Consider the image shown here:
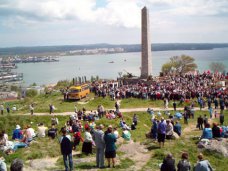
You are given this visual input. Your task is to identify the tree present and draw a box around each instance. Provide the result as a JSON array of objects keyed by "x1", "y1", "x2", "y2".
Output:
[
  {"x1": 161, "y1": 62, "x2": 173, "y2": 75},
  {"x1": 26, "y1": 89, "x2": 38, "y2": 97},
  {"x1": 161, "y1": 55, "x2": 197, "y2": 75},
  {"x1": 209, "y1": 62, "x2": 226, "y2": 73}
]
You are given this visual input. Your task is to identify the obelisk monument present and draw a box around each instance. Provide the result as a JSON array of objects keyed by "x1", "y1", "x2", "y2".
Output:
[{"x1": 141, "y1": 6, "x2": 152, "y2": 78}]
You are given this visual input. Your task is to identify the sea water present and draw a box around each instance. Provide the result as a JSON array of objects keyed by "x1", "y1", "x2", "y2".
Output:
[{"x1": 15, "y1": 48, "x2": 228, "y2": 86}]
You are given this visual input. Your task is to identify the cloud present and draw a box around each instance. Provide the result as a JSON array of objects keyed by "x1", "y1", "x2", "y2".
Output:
[
  {"x1": 1, "y1": 0, "x2": 228, "y2": 46},
  {"x1": 1, "y1": 0, "x2": 228, "y2": 28}
]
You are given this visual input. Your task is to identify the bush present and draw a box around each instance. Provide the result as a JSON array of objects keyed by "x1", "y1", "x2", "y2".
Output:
[{"x1": 26, "y1": 89, "x2": 38, "y2": 97}]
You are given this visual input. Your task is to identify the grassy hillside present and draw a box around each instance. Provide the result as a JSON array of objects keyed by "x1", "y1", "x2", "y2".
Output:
[{"x1": 0, "y1": 110, "x2": 227, "y2": 170}]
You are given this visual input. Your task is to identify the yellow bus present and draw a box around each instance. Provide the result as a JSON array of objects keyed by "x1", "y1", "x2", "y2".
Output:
[{"x1": 67, "y1": 84, "x2": 90, "y2": 100}]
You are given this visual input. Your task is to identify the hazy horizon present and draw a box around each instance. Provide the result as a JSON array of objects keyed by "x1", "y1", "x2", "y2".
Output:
[{"x1": 1, "y1": 42, "x2": 228, "y2": 49}]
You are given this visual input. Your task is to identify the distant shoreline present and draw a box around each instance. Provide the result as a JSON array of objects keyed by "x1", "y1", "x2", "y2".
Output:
[{"x1": 1, "y1": 43, "x2": 228, "y2": 58}]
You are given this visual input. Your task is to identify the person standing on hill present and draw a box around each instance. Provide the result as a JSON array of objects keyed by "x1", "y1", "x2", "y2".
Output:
[
  {"x1": 0, "y1": 104, "x2": 4, "y2": 115},
  {"x1": 197, "y1": 115, "x2": 204, "y2": 130},
  {"x1": 157, "y1": 117, "x2": 166, "y2": 148},
  {"x1": 132, "y1": 114, "x2": 138, "y2": 126},
  {"x1": 115, "y1": 101, "x2": 120, "y2": 112},
  {"x1": 220, "y1": 112, "x2": 224, "y2": 125},
  {"x1": 93, "y1": 124, "x2": 105, "y2": 168},
  {"x1": 60, "y1": 128, "x2": 73, "y2": 171},
  {"x1": 104, "y1": 125, "x2": 117, "y2": 168},
  {"x1": 29, "y1": 103, "x2": 34, "y2": 115},
  {"x1": 6, "y1": 105, "x2": 10, "y2": 114},
  {"x1": 173, "y1": 101, "x2": 177, "y2": 111},
  {"x1": 49, "y1": 104, "x2": 55, "y2": 115}
]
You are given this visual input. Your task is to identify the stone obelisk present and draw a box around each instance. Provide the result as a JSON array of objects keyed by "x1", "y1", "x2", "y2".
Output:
[{"x1": 141, "y1": 6, "x2": 152, "y2": 78}]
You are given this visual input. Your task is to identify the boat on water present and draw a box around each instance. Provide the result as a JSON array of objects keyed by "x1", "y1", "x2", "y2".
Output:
[
  {"x1": 109, "y1": 61, "x2": 114, "y2": 63},
  {"x1": 0, "y1": 63, "x2": 17, "y2": 69},
  {"x1": 0, "y1": 72, "x2": 23, "y2": 83}
]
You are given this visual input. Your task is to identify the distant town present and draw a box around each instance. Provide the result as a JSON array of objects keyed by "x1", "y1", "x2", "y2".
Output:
[{"x1": 1, "y1": 43, "x2": 228, "y2": 58}]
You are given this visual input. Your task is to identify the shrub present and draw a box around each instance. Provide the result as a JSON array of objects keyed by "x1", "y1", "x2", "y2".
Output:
[{"x1": 26, "y1": 89, "x2": 38, "y2": 97}]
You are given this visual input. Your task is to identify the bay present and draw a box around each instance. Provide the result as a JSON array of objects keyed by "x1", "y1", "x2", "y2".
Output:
[{"x1": 15, "y1": 48, "x2": 228, "y2": 86}]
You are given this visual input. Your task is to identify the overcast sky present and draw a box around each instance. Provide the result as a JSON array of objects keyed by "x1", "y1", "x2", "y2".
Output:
[{"x1": 0, "y1": 0, "x2": 228, "y2": 47}]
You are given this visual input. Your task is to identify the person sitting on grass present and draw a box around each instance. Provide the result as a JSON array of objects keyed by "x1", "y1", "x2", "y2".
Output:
[
  {"x1": 24, "y1": 126, "x2": 33, "y2": 143},
  {"x1": 48, "y1": 124, "x2": 58, "y2": 139},
  {"x1": 12, "y1": 125, "x2": 23, "y2": 140},
  {"x1": 160, "y1": 153, "x2": 176, "y2": 171},
  {"x1": 0, "y1": 156, "x2": 7, "y2": 171},
  {"x1": 27, "y1": 125, "x2": 36, "y2": 139},
  {"x1": 212, "y1": 123, "x2": 221, "y2": 138},
  {"x1": 10, "y1": 158, "x2": 24, "y2": 171},
  {"x1": 113, "y1": 127, "x2": 119, "y2": 139},
  {"x1": 122, "y1": 122, "x2": 131, "y2": 130},
  {"x1": 131, "y1": 122, "x2": 136, "y2": 130},
  {"x1": 177, "y1": 152, "x2": 191, "y2": 171},
  {"x1": 13, "y1": 131, "x2": 29, "y2": 151},
  {"x1": 193, "y1": 153, "x2": 213, "y2": 171},
  {"x1": 0, "y1": 132, "x2": 7, "y2": 152},
  {"x1": 122, "y1": 128, "x2": 131, "y2": 141},
  {"x1": 201, "y1": 123, "x2": 212, "y2": 140},
  {"x1": 37, "y1": 123, "x2": 48, "y2": 138}
]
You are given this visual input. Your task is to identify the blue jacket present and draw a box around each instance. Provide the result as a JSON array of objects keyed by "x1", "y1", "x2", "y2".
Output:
[
  {"x1": 12, "y1": 129, "x2": 22, "y2": 140},
  {"x1": 201, "y1": 128, "x2": 212, "y2": 139}
]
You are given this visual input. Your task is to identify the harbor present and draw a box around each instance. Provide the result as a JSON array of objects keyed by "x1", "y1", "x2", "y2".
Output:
[
  {"x1": 0, "y1": 56, "x2": 59, "y2": 84},
  {"x1": 1, "y1": 56, "x2": 59, "y2": 63}
]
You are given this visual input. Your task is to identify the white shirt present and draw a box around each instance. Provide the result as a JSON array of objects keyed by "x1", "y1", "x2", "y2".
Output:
[
  {"x1": 37, "y1": 126, "x2": 47, "y2": 137},
  {"x1": 114, "y1": 130, "x2": 119, "y2": 138}
]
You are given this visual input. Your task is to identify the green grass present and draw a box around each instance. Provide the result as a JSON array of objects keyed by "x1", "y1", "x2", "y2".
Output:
[
  {"x1": 0, "y1": 108, "x2": 228, "y2": 170},
  {"x1": 1, "y1": 92, "x2": 202, "y2": 114}
]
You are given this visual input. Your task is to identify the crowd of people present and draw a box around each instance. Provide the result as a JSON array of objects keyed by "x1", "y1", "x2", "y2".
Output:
[
  {"x1": 58, "y1": 108, "x2": 137, "y2": 170},
  {"x1": 92, "y1": 72, "x2": 227, "y2": 105},
  {"x1": 0, "y1": 72, "x2": 227, "y2": 170}
]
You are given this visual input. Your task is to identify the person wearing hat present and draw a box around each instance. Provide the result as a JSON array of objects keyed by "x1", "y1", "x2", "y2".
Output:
[
  {"x1": 12, "y1": 125, "x2": 23, "y2": 140},
  {"x1": 104, "y1": 125, "x2": 117, "y2": 168},
  {"x1": 93, "y1": 124, "x2": 105, "y2": 168}
]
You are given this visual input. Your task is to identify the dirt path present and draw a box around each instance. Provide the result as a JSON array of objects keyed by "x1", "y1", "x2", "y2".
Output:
[
  {"x1": 20, "y1": 107, "x2": 208, "y2": 116},
  {"x1": 118, "y1": 140, "x2": 151, "y2": 171}
]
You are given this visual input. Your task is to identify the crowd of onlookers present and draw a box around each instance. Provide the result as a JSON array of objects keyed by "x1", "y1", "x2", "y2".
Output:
[
  {"x1": 0, "y1": 71, "x2": 227, "y2": 170},
  {"x1": 91, "y1": 72, "x2": 227, "y2": 106},
  {"x1": 58, "y1": 107, "x2": 136, "y2": 170}
]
